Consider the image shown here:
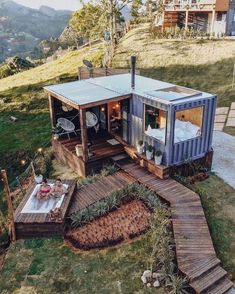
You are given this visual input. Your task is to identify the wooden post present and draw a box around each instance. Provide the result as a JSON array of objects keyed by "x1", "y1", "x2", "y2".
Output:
[
  {"x1": 1, "y1": 170, "x2": 16, "y2": 242},
  {"x1": 232, "y1": 60, "x2": 235, "y2": 88},
  {"x1": 162, "y1": 10, "x2": 165, "y2": 32},
  {"x1": 48, "y1": 94, "x2": 56, "y2": 128},
  {"x1": 80, "y1": 109, "x2": 88, "y2": 162},
  {"x1": 185, "y1": 9, "x2": 189, "y2": 29},
  {"x1": 211, "y1": 8, "x2": 216, "y2": 35}
]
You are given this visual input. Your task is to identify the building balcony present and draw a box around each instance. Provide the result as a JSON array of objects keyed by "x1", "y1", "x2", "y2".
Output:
[{"x1": 164, "y1": 0, "x2": 229, "y2": 12}]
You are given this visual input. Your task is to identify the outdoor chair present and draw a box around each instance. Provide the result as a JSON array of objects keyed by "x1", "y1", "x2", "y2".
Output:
[{"x1": 57, "y1": 118, "x2": 77, "y2": 139}]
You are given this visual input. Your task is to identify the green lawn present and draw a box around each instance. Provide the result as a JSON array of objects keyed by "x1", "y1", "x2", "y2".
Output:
[{"x1": 0, "y1": 236, "x2": 165, "y2": 294}]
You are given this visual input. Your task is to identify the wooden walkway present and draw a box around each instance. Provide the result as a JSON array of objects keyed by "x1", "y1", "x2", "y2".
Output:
[
  {"x1": 113, "y1": 157, "x2": 233, "y2": 294},
  {"x1": 68, "y1": 171, "x2": 136, "y2": 215}
]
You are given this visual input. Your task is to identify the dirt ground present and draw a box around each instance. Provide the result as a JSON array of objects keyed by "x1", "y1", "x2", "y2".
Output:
[{"x1": 66, "y1": 200, "x2": 151, "y2": 250}]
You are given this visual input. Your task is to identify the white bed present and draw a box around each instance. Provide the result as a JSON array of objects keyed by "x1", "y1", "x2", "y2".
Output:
[
  {"x1": 21, "y1": 183, "x2": 68, "y2": 214},
  {"x1": 145, "y1": 119, "x2": 201, "y2": 143}
]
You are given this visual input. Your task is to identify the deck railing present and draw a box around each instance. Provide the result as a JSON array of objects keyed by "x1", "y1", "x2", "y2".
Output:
[{"x1": 164, "y1": 0, "x2": 216, "y2": 11}]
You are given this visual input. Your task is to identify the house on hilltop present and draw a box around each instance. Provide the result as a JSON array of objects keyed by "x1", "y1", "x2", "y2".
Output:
[{"x1": 155, "y1": 0, "x2": 235, "y2": 36}]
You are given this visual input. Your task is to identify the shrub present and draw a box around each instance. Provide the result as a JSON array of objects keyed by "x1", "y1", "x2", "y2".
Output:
[
  {"x1": 78, "y1": 164, "x2": 119, "y2": 187},
  {"x1": 69, "y1": 183, "x2": 162, "y2": 228},
  {"x1": 146, "y1": 144, "x2": 153, "y2": 152},
  {"x1": 155, "y1": 150, "x2": 162, "y2": 157}
]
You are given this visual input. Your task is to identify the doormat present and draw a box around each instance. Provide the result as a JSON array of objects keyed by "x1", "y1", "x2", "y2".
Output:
[{"x1": 107, "y1": 139, "x2": 120, "y2": 146}]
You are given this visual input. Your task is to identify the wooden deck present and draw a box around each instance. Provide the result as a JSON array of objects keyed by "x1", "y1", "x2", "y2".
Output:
[
  {"x1": 53, "y1": 135, "x2": 124, "y2": 177},
  {"x1": 68, "y1": 171, "x2": 136, "y2": 215},
  {"x1": 14, "y1": 180, "x2": 76, "y2": 238},
  {"x1": 113, "y1": 157, "x2": 233, "y2": 294}
]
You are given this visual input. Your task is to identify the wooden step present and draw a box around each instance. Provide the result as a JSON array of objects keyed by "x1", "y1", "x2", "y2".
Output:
[
  {"x1": 190, "y1": 266, "x2": 227, "y2": 293},
  {"x1": 188, "y1": 257, "x2": 221, "y2": 282},
  {"x1": 203, "y1": 277, "x2": 234, "y2": 294},
  {"x1": 111, "y1": 153, "x2": 129, "y2": 162}
]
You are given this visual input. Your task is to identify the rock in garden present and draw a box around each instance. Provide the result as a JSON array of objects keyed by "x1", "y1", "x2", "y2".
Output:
[
  {"x1": 142, "y1": 270, "x2": 151, "y2": 279},
  {"x1": 147, "y1": 283, "x2": 151, "y2": 288},
  {"x1": 153, "y1": 280, "x2": 160, "y2": 288},
  {"x1": 141, "y1": 275, "x2": 147, "y2": 284},
  {"x1": 152, "y1": 272, "x2": 161, "y2": 279}
]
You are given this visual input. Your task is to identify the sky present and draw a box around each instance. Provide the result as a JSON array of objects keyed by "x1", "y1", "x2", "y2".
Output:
[{"x1": 14, "y1": 0, "x2": 81, "y2": 11}]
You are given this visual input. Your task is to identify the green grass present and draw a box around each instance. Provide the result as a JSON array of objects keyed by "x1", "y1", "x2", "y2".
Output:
[
  {"x1": 0, "y1": 236, "x2": 165, "y2": 294},
  {"x1": 113, "y1": 23, "x2": 235, "y2": 107},
  {"x1": 0, "y1": 45, "x2": 104, "y2": 92},
  {"x1": 186, "y1": 175, "x2": 235, "y2": 280}
]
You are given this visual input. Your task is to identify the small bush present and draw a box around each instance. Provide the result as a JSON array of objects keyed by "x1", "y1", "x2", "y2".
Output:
[{"x1": 69, "y1": 183, "x2": 162, "y2": 228}]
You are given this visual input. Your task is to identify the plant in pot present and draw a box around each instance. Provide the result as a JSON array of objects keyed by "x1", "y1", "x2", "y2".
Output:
[
  {"x1": 154, "y1": 150, "x2": 162, "y2": 165},
  {"x1": 137, "y1": 140, "x2": 144, "y2": 155},
  {"x1": 146, "y1": 144, "x2": 154, "y2": 160},
  {"x1": 34, "y1": 169, "x2": 43, "y2": 184}
]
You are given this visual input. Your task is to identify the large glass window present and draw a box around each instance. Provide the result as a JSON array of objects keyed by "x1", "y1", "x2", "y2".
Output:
[
  {"x1": 144, "y1": 105, "x2": 167, "y2": 143},
  {"x1": 174, "y1": 106, "x2": 203, "y2": 143}
]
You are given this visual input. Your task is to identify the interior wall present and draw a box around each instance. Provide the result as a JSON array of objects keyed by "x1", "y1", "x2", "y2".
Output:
[
  {"x1": 159, "y1": 110, "x2": 167, "y2": 128},
  {"x1": 108, "y1": 101, "x2": 121, "y2": 120},
  {"x1": 175, "y1": 106, "x2": 204, "y2": 128}
]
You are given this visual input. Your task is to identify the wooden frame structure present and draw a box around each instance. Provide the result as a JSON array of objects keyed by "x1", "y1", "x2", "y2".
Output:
[
  {"x1": 161, "y1": 0, "x2": 230, "y2": 35},
  {"x1": 45, "y1": 72, "x2": 216, "y2": 179},
  {"x1": 14, "y1": 180, "x2": 76, "y2": 239}
]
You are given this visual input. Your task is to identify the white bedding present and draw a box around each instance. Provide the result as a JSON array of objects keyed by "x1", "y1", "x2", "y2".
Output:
[{"x1": 145, "y1": 119, "x2": 201, "y2": 143}]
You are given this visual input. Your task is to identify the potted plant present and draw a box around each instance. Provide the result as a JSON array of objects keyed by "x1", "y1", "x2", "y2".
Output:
[
  {"x1": 137, "y1": 140, "x2": 144, "y2": 155},
  {"x1": 154, "y1": 150, "x2": 162, "y2": 165},
  {"x1": 146, "y1": 144, "x2": 154, "y2": 160},
  {"x1": 34, "y1": 169, "x2": 43, "y2": 184}
]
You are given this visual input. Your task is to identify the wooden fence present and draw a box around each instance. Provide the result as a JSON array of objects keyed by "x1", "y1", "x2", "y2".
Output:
[{"x1": 78, "y1": 67, "x2": 140, "y2": 80}]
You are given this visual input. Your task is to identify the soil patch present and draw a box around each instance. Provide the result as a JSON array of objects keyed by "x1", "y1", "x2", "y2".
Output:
[{"x1": 66, "y1": 200, "x2": 151, "y2": 250}]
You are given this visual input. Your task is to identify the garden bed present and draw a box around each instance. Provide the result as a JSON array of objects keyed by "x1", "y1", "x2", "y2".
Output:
[{"x1": 66, "y1": 200, "x2": 151, "y2": 250}]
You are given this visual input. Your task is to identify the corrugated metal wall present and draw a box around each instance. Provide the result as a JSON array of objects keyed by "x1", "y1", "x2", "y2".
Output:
[
  {"x1": 130, "y1": 94, "x2": 216, "y2": 167},
  {"x1": 169, "y1": 96, "x2": 217, "y2": 165}
]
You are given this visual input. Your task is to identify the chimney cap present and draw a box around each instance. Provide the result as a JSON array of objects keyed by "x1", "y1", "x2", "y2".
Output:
[{"x1": 131, "y1": 56, "x2": 136, "y2": 63}]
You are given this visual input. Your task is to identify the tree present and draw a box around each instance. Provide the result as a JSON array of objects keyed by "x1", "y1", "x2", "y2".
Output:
[
  {"x1": 131, "y1": 0, "x2": 143, "y2": 20},
  {"x1": 70, "y1": 3, "x2": 107, "y2": 42},
  {"x1": 7, "y1": 56, "x2": 34, "y2": 73}
]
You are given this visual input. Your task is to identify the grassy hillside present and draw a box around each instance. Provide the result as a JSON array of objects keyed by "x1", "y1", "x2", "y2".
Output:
[
  {"x1": 113, "y1": 23, "x2": 235, "y2": 107},
  {"x1": 0, "y1": 45, "x2": 104, "y2": 92}
]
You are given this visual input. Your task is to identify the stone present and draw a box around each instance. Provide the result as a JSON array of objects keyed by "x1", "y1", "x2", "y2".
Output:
[
  {"x1": 152, "y1": 272, "x2": 161, "y2": 279},
  {"x1": 214, "y1": 123, "x2": 224, "y2": 131},
  {"x1": 141, "y1": 275, "x2": 147, "y2": 284},
  {"x1": 216, "y1": 107, "x2": 229, "y2": 115},
  {"x1": 215, "y1": 115, "x2": 226, "y2": 123},
  {"x1": 227, "y1": 118, "x2": 235, "y2": 127},
  {"x1": 153, "y1": 280, "x2": 160, "y2": 288},
  {"x1": 146, "y1": 283, "x2": 151, "y2": 288},
  {"x1": 231, "y1": 102, "x2": 235, "y2": 110},
  {"x1": 142, "y1": 270, "x2": 152, "y2": 279},
  {"x1": 228, "y1": 110, "x2": 235, "y2": 118}
]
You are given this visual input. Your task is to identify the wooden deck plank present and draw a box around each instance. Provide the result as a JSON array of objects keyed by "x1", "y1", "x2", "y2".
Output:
[{"x1": 111, "y1": 158, "x2": 233, "y2": 294}]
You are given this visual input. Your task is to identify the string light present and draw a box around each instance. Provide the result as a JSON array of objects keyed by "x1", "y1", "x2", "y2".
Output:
[
  {"x1": 20, "y1": 159, "x2": 26, "y2": 166},
  {"x1": 38, "y1": 147, "x2": 43, "y2": 153},
  {"x1": 53, "y1": 134, "x2": 59, "y2": 140}
]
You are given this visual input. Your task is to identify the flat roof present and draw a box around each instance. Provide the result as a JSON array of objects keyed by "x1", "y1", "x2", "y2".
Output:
[{"x1": 44, "y1": 73, "x2": 213, "y2": 106}]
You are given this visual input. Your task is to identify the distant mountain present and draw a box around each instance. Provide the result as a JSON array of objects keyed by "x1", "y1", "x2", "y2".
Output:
[{"x1": 0, "y1": 0, "x2": 72, "y2": 61}]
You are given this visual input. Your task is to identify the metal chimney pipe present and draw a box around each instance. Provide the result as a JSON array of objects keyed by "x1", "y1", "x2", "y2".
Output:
[{"x1": 131, "y1": 56, "x2": 136, "y2": 89}]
